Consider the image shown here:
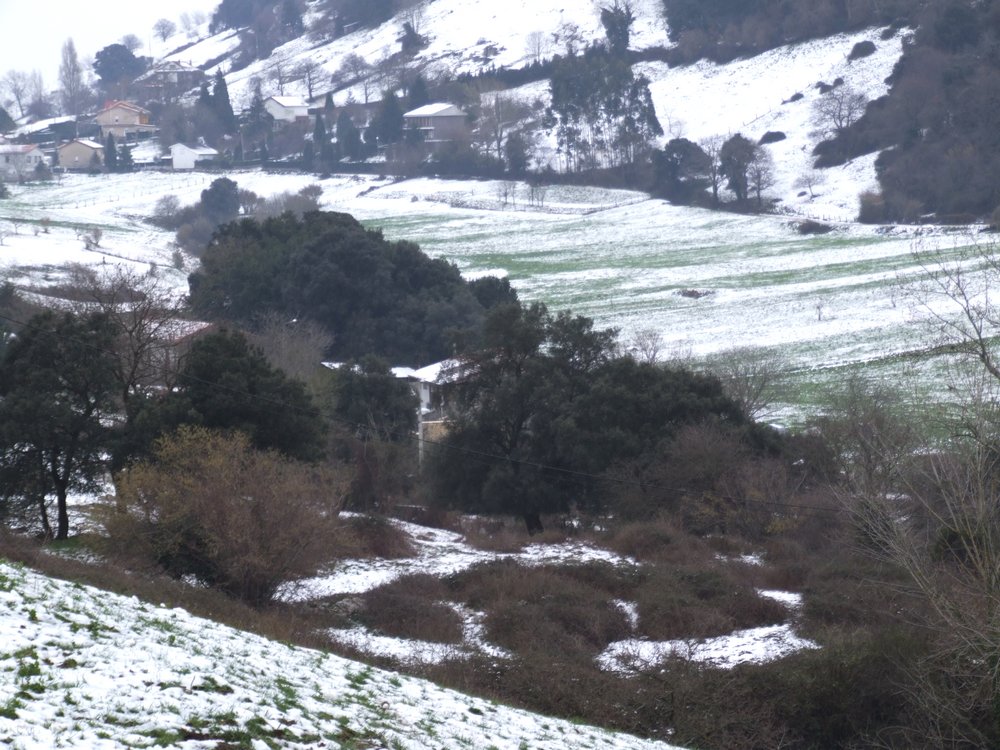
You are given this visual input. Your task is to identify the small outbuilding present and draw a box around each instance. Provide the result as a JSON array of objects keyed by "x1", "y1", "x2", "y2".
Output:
[{"x1": 170, "y1": 143, "x2": 219, "y2": 170}]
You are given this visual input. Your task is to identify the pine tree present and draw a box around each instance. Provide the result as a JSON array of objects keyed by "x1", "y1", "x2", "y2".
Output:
[{"x1": 105, "y1": 133, "x2": 118, "y2": 172}]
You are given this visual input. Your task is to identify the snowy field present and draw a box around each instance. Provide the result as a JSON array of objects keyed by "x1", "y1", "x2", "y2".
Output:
[
  {"x1": 0, "y1": 559, "x2": 689, "y2": 750},
  {"x1": 0, "y1": 19, "x2": 983, "y2": 420},
  {"x1": 0, "y1": 166, "x2": 981, "y2": 421}
]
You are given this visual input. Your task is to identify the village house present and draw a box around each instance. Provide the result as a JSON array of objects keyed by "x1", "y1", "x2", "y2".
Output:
[
  {"x1": 264, "y1": 96, "x2": 310, "y2": 124},
  {"x1": 94, "y1": 101, "x2": 155, "y2": 142},
  {"x1": 402, "y1": 103, "x2": 470, "y2": 149},
  {"x1": 170, "y1": 143, "x2": 219, "y2": 170},
  {"x1": 135, "y1": 61, "x2": 205, "y2": 103},
  {"x1": 0, "y1": 144, "x2": 47, "y2": 181},
  {"x1": 57, "y1": 139, "x2": 104, "y2": 170}
]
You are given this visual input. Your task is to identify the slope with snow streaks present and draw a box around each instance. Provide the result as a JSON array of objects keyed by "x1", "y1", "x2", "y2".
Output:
[
  {"x1": 0, "y1": 560, "x2": 686, "y2": 749},
  {"x1": 208, "y1": 0, "x2": 669, "y2": 107}
]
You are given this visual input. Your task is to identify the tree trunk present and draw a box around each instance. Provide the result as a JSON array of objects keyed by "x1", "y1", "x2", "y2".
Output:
[
  {"x1": 37, "y1": 495, "x2": 52, "y2": 540},
  {"x1": 55, "y1": 487, "x2": 70, "y2": 541},
  {"x1": 523, "y1": 511, "x2": 544, "y2": 535}
]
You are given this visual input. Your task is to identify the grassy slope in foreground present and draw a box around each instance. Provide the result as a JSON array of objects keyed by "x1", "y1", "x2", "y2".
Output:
[{"x1": 0, "y1": 560, "x2": 685, "y2": 750}]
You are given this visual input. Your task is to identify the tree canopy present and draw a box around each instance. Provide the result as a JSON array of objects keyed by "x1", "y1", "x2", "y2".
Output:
[
  {"x1": 188, "y1": 211, "x2": 488, "y2": 365},
  {"x1": 0, "y1": 311, "x2": 118, "y2": 540},
  {"x1": 430, "y1": 302, "x2": 748, "y2": 530},
  {"x1": 93, "y1": 43, "x2": 147, "y2": 90},
  {"x1": 165, "y1": 329, "x2": 325, "y2": 461}
]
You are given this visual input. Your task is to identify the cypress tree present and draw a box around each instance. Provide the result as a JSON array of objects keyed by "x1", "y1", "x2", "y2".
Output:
[
  {"x1": 212, "y1": 71, "x2": 237, "y2": 134},
  {"x1": 118, "y1": 143, "x2": 134, "y2": 173},
  {"x1": 104, "y1": 133, "x2": 118, "y2": 172}
]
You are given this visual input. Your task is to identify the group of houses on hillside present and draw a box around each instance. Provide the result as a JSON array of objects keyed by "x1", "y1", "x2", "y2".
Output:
[{"x1": 2, "y1": 67, "x2": 471, "y2": 180}]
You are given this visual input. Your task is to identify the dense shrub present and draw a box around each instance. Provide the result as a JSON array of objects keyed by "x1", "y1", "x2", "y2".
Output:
[
  {"x1": 358, "y1": 574, "x2": 464, "y2": 643},
  {"x1": 106, "y1": 428, "x2": 343, "y2": 606},
  {"x1": 847, "y1": 40, "x2": 877, "y2": 61}
]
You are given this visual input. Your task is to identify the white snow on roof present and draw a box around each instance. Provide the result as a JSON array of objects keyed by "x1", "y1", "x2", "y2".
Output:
[
  {"x1": 11, "y1": 115, "x2": 76, "y2": 137},
  {"x1": 268, "y1": 95, "x2": 309, "y2": 108},
  {"x1": 61, "y1": 139, "x2": 103, "y2": 150},
  {"x1": 404, "y1": 103, "x2": 466, "y2": 118},
  {"x1": 171, "y1": 143, "x2": 219, "y2": 156},
  {"x1": 411, "y1": 358, "x2": 466, "y2": 383},
  {"x1": 0, "y1": 144, "x2": 42, "y2": 155}
]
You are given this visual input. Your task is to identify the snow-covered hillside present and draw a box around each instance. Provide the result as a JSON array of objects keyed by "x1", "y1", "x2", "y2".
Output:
[
  {"x1": 0, "y1": 559, "x2": 688, "y2": 749},
  {"x1": 166, "y1": 0, "x2": 904, "y2": 219}
]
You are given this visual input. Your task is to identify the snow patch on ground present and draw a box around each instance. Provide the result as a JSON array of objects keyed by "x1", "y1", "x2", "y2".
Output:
[
  {"x1": 283, "y1": 515, "x2": 636, "y2": 601},
  {"x1": 598, "y1": 624, "x2": 821, "y2": 673}
]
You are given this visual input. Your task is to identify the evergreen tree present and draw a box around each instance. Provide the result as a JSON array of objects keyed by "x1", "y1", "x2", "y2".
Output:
[
  {"x1": 242, "y1": 79, "x2": 272, "y2": 151},
  {"x1": 93, "y1": 43, "x2": 148, "y2": 94},
  {"x1": 373, "y1": 91, "x2": 404, "y2": 147},
  {"x1": 601, "y1": 1, "x2": 635, "y2": 57},
  {"x1": 279, "y1": 0, "x2": 305, "y2": 37},
  {"x1": 197, "y1": 81, "x2": 213, "y2": 109},
  {"x1": 118, "y1": 143, "x2": 134, "y2": 173},
  {"x1": 719, "y1": 133, "x2": 756, "y2": 203},
  {"x1": 313, "y1": 113, "x2": 330, "y2": 170},
  {"x1": 0, "y1": 311, "x2": 118, "y2": 540},
  {"x1": 0, "y1": 106, "x2": 14, "y2": 133},
  {"x1": 104, "y1": 133, "x2": 118, "y2": 172},
  {"x1": 212, "y1": 71, "x2": 237, "y2": 134},
  {"x1": 336, "y1": 111, "x2": 362, "y2": 161},
  {"x1": 407, "y1": 75, "x2": 430, "y2": 110}
]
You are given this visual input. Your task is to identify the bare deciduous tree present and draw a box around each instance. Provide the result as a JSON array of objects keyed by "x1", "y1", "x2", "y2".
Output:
[
  {"x1": 525, "y1": 31, "x2": 548, "y2": 63},
  {"x1": 794, "y1": 170, "x2": 824, "y2": 198},
  {"x1": 58, "y1": 38, "x2": 87, "y2": 117},
  {"x1": 707, "y1": 345, "x2": 787, "y2": 420},
  {"x1": 154, "y1": 18, "x2": 177, "y2": 42},
  {"x1": 120, "y1": 34, "x2": 143, "y2": 53},
  {"x1": 268, "y1": 58, "x2": 291, "y2": 95},
  {"x1": 338, "y1": 53, "x2": 373, "y2": 103},
  {"x1": 67, "y1": 264, "x2": 187, "y2": 412},
  {"x1": 476, "y1": 92, "x2": 531, "y2": 162},
  {"x1": 907, "y1": 239, "x2": 1000, "y2": 385},
  {"x1": 812, "y1": 84, "x2": 868, "y2": 138},
  {"x1": 246, "y1": 311, "x2": 333, "y2": 389},
  {"x1": 2, "y1": 70, "x2": 30, "y2": 117},
  {"x1": 295, "y1": 59, "x2": 322, "y2": 101},
  {"x1": 700, "y1": 135, "x2": 724, "y2": 207},
  {"x1": 747, "y1": 147, "x2": 775, "y2": 210},
  {"x1": 627, "y1": 328, "x2": 664, "y2": 364}
]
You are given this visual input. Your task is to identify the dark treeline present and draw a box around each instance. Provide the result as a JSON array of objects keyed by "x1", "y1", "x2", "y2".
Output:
[
  {"x1": 818, "y1": 0, "x2": 1000, "y2": 221},
  {"x1": 661, "y1": 0, "x2": 921, "y2": 63}
]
